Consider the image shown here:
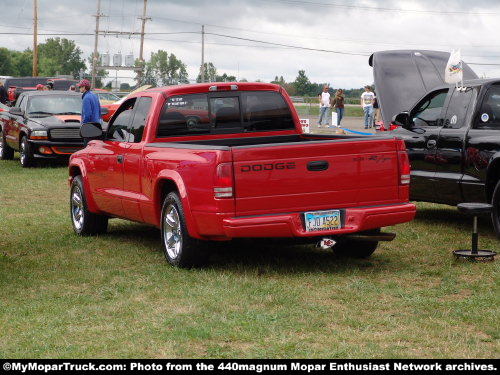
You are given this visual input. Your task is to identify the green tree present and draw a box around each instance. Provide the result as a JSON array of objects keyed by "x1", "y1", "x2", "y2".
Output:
[
  {"x1": 0, "y1": 48, "x2": 14, "y2": 75},
  {"x1": 0, "y1": 48, "x2": 32, "y2": 76},
  {"x1": 143, "y1": 50, "x2": 188, "y2": 86},
  {"x1": 215, "y1": 72, "x2": 237, "y2": 82},
  {"x1": 196, "y1": 62, "x2": 217, "y2": 83},
  {"x1": 37, "y1": 38, "x2": 85, "y2": 78},
  {"x1": 12, "y1": 50, "x2": 33, "y2": 76},
  {"x1": 293, "y1": 70, "x2": 314, "y2": 96}
]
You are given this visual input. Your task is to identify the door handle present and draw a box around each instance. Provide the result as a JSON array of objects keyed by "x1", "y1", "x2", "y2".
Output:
[
  {"x1": 117, "y1": 155, "x2": 124, "y2": 164},
  {"x1": 307, "y1": 160, "x2": 329, "y2": 171},
  {"x1": 426, "y1": 140, "x2": 437, "y2": 149}
]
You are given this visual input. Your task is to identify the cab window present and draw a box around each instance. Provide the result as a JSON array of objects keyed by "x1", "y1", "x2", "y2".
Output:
[
  {"x1": 107, "y1": 98, "x2": 136, "y2": 141},
  {"x1": 412, "y1": 89, "x2": 448, "y2": 127},
  {"x1": 444, "y1": 88, "x2": 474, "y2": 129},
  {"x1": 128, "y1": 97, "x2": 152, "y2": 143},
  {"x1": 476, "y1": 85, "x2": 500, "y2": 130}
]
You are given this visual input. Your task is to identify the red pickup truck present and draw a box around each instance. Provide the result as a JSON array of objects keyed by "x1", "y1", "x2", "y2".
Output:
[{"x1": 69, "y1": 82, "x2": 416, "y2": 267}]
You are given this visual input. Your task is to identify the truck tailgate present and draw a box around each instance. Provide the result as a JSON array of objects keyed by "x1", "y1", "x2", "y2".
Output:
[{"x1": 232, "y1": 138, "x2": 401, "y2": 216}]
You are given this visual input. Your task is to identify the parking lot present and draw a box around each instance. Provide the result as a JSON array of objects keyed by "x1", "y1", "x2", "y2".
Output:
[{"x1": 0, "y1": 157, "x2": 498, "y2": 358}]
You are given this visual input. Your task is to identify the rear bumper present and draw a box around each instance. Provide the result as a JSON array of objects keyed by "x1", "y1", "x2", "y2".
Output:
[{"x1": 194, "y1": 202, "x2": 416, "y2": 239}]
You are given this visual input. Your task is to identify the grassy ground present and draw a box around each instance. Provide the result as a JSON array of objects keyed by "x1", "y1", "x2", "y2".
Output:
[
  {"x1": 294, "y1": 105, "x2": 364, "y2": 117},
  {"x1": 0, "y1": 159, "x2": 498, "y2": 359}
]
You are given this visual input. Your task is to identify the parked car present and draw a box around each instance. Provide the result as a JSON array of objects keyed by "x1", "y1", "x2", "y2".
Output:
[
  {"x1": 93, "y1": 89, "x2": 121, "y2": 104},
  {"x1": 100, "y1": 85, "x2": 152, "y2": 122},
  {"x1": 371, "y1": 50, "x2": 500, "y2": 237},
  {"x1": 69, "y1": 82, "x2": 416, "y2": 267},
  {"x1": 0, "y1": 91, "x2": 85, "y2": 167},
  {"x1": 3, "y1": 77, "x2": 79, "y2": 104}
]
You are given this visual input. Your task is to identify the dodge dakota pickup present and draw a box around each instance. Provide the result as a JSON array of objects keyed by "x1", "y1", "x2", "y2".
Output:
[
  {"x1": 370, "y1": 50, "x2": 500, "y2": 237},
  {"x1": 69, "y1": 82, "x2": 416, "y2": 267}
]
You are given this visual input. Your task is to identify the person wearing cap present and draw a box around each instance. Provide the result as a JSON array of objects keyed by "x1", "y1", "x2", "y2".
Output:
[
  {"x1": 46, "y1": 81, "x2": 54, "y2": 90},
  {"x1": 77, "y1": 79, "x2": 101, "y2": 124}
]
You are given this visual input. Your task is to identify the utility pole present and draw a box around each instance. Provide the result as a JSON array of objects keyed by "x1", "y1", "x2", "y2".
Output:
[
  {"x1": 200, "y1": 25, "x2": 205, "y2": 83},
  {"x1": 91, "y1": 0, "x2": 103, "y2": 88},
  {"x1": 137, "y1": 0, "x2": 151, "y2": 85},
  {"x1": 32, "y1": 0, "x2": 38, "y2": 76}
]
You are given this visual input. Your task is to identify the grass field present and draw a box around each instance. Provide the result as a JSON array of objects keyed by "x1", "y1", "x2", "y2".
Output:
[
  {"x1": 0, "y1": 159, "x2": 499, "y2": 359},
  {"x1": 294, "y1": 105, "x2": 364, "y2": 118}
]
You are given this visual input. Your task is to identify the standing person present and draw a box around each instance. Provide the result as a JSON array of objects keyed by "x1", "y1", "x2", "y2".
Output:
[
  {"x1": 331, "y1": 89, "x2": 345, "y2": 126},
  {"x1": 373, "y1": 91, "x2": 381, "y2": 126},
  {"x1": 77, "y1": 79, "x2": 101, "y2": 125},
  {"x1": 0, "y1": 81, "x2": 8, "y2": 105},
  {"x1": 360, "y1": 85, "x2": 375, "y2": 129},
  {"x1": 318, "y1": 85, "x2": 331, "y2": 128}
]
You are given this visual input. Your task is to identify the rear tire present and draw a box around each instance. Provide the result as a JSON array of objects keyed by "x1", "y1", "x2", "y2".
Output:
[
  {"x1": 0, "y1": 128, "x2": 14, "y2": 160},
  {"x1": 161, "y1": 192, "x2": 209, "y2": 268},
  {"x1": 20, "y1": 136, "x2": 34, "y2": 168},
  {"x1": 333, "y1": 228, "x2": 381, "y2": 258},
  {"x1": 492, "y1": 180, "x2": 500, "y2": 238},
  {"x1": 70, "y1": 175, "x2": 108, "y2": 235}
]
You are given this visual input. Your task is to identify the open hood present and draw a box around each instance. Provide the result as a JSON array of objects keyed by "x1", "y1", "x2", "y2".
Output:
[{"x1": 369, "y1": 50, "x2": 478, "y2": 124}]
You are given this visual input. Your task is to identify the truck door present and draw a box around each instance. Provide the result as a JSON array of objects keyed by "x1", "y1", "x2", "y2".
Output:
[
  {"x1": 88, "y1": 99, "x2": 135, "y2": 217},
  {"x1": 121, "y1": 96, "x2": 153, "y2": 222},
  {"x1": 406, "y1": 88, "x2": 449, "y2": 202},
  {"x1": 5, "y1": 95, "x2": 27, "y2": 149},
  {"x1": 463, "y1": 84, "x2": 500, "y2": 202},
  {"x1": 435, "y1": 87, "x2": 475, "y2": 204}
]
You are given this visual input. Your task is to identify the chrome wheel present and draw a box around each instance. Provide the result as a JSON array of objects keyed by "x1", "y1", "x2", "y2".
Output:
[
  {"x1": 71, "y1": 186, "x2": 84, "y2": 231},
  {"x1": 163, "y1": 204, "x2": 182, "y2": 260},
  {"x1": 20, "y1": 140, "x2": 26, "y2": 165}
]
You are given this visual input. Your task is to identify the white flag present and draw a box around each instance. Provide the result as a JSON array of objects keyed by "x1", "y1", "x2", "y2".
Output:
[{"x1": 445, "y1": 49, "x2": 463, "y2": 84}]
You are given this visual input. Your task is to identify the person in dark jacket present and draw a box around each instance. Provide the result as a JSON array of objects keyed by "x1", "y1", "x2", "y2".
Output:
[
  {"x1": 77, "y1": 79, "x2": 101, "y2": 124},
  {"x1": 331, "y1": 89, "x2": 345, "y2": 126},
  {"x1": 0, "y1": 81, "x2": 8, "y2": 105}
]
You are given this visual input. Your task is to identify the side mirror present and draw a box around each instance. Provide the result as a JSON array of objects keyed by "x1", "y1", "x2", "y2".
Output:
[
  {"x1": 80, "y1": 122, "x2": 103, "y2": 139},
  {"x1": 9, "y1": 107, "x2": 24, "y2": 117},
  {"x1": 392, "y1": 111, "x2": 410, "y2": 129},
  {"x1": 100, "y1": 107, "x2": 109, "y2": 115}
]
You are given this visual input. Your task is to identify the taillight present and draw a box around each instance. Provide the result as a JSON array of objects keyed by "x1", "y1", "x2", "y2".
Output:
[
  {"x1": 397, "y1": 139, "x2": 411, "y2": 185},
  {"x1": 214, "y1": 162, "x2": 234, "y2": 198}
]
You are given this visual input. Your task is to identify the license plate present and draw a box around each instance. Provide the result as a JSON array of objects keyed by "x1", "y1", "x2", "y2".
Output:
[{"x1": 304, "y1": 210, "x2": 342, "y2": 232}]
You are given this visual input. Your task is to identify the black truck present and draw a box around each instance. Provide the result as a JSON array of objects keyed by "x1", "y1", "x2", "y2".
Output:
[{"x1": 370, "y1": 50, "x2": 500, "y2": 237}]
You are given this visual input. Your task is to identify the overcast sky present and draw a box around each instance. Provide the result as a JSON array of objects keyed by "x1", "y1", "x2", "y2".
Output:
[{"x1": 1, "y1": 0, "x2": 499, "y2": 88}]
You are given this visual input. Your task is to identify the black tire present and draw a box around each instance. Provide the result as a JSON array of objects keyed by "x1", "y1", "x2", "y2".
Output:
[
  {"x1": 160, "y1": 192, "x2": 209, "y2": 268},
  {"x1": 70, "y1": 175, "x2": 108, "y2": 236},
  {"x1": 333, "y1": 228, "x2": 381, "y2": 258},
  {"x1": 0, "y1": 128, "x2": 14, "y2": 160},
  {"x1": 492, "y1": 180, "x2": 500, "y2": 238},
  {"x1": 19, "y1": 136, "x2": 35, "y2": 168}
]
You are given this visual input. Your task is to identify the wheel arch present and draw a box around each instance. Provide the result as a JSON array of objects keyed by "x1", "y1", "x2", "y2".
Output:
[
  {"x1": 486, "y1": 156, "x2": 500, "y2": 201},
  {"x1": 154, "y1": 172, "x2": 201, "y2": 239}
]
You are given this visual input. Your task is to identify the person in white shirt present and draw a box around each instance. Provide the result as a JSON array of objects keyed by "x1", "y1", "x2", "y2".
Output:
[
  {"x1": 360, "y1": 85, "x2": 375, "y2": 129},
  {"x1": 318, "y1": 85, "x2": 331, "y2": 127}
]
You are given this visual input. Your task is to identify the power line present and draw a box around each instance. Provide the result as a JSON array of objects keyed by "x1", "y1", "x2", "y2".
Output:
[
  {"x1": 261, "y1": 0, "x2": 499, "y2": 15},
  {"x1": 205, "y1": 32, "x2": 371, "y2": 56}
]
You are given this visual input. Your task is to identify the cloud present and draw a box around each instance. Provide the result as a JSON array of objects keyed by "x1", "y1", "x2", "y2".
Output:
[{"x1": 1, "y1": 0, "x2": 499, "y2": 87}]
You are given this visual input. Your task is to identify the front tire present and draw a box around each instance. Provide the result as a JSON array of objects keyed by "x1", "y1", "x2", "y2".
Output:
[
  {"x1": 0, "y1": 128, "x2": 14, "y2": 160},
  {"x1": 20, "y1": 136, "x2": 34, "y2": 167},
  {"x1": 161, "y1": 192, "x2": 208, "y2": 268},
  {"x1": 492, "y1": 180, "x2": 500, "y2": 238},
  {"x1": 70, "y1": 175, "x2": 108, "y2": 235},
  {"x1": 333, "y1": 228, "x2": 381, "y2": 258}
]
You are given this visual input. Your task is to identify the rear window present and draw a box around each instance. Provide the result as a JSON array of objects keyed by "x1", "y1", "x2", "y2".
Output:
[{"x1": 156, "y1": 91, "x2": 294, "y2": 138}]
